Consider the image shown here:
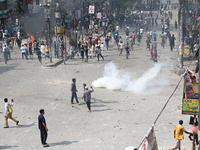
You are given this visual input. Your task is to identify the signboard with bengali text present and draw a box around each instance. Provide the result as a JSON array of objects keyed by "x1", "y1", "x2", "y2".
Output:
[
  {"x1": 182, "y1": 83, "x2": 199, "y2": 115},
  {"x1": 89, "y1": 5, "x2": 94, "y2": 14}
]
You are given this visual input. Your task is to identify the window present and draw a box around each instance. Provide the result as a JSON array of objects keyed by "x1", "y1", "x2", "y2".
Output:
[{"x1": 36, "y1": 0, "x2": 39, "y2": 5}]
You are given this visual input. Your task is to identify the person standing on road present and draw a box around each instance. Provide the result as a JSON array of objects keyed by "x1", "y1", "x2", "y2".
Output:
[
  {"x1": 100, "y1": 42, "x2": 104, "y2": 51},
  {"x1": 71, "y1": 78, "x2": 80, "y2": 104},
  {"x1": 40, "y1": 42, "x2": 45, "y2": 56},
  {"x1": 4, "y1": 98, "x2": 19, "y2": 128},
  {"x1": 125, "y1": 44, "x2": 130, "y2": 59},
  {"x1": 170, "y1": 120, "x2": 192, "y2": 150},
  {"x1": 105, "y1": 36, "x2": 110, "y2": 50},
  {"x1": 16, "y1": 37, "x2": 22, "y2": 50},
  {"x1": 29, "y1": 42, "x2": 33, "y2": 60},
  {"x1": 69, "y1": 44, "x2": 75, "y2": 59},
  {"x1": 170, "y1": 34, "x2": 176, "y2": 51},
  {"x1": 175, "y1": 20, "x2": 178, "y2": 30},
  {"x1": 146, "y1": 37, "x2": 151, "y2": 50},
  {"x1": 137, "y1": 33, "x2": 142, "y2": 46},
  {"x1": 20, "y1": 45, "x2": 28, "y2": 60},
  {"x1": 131, "y1": 31, "x2": 136, "y2": 45},
  {"x1": 82, "y1": 86, "x2": 94, "y2": 112},
  {"x1": 80, "y1": 45, "x2": 85, "y2": 62},
  {"x1": 152, "y1": 39, "x2": 157, "y2": 52},
  {"x1": 118, "y1": 41, "x2": 124, "y2": 56},
  {"x1": 114, "y1": 34, "x2": 120, "y2": 47},
  {"x1": 62, "y1": 49, "x2": 67, "y2": 65},
  {"x1": 150, "y1": 46, "x2": 153, "y2": 60},
  {"x1": 153, "y1": 31, "x2": 157, "y2": 41},
  {"x1": 82, "y1": 83, "x2": 87, "y2": 101},
  {"x1": 160, "y1": 32, "x2": 165, "y2": 48},
  {"x1": 38, "y1": 109, "x2": 49, "y2": 147},
  {"x1": 53, "y1": 41, "x2": 57, "y2": 58},
  {"x1": 3, "y1": 45, "x2": 8, "y2": 64},
  {"x1": 153, "y1": 51, "x2": 160, "y2": 64},
  {"x1": 36, "y1": 47, "x2": 42, "y2": 64},
  {"x1": 7, "y1": 44, "x2": 11, "y2": 59},
  {"x1": 96, "y1": 46, "x2": 104, "y2": 61},
  {"x1": 85, "y1": 45, "x2": 89, "y2": 62}
]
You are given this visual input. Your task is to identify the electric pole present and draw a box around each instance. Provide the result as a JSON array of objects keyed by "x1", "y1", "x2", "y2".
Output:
[{"x1": 179, "y1": 0, "x2": 185, "y2": 69}]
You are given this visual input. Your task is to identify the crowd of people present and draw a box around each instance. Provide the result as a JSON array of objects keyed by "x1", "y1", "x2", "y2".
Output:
[{"x1": 0, "y1": 0, "x2": 181, "y2": 67}]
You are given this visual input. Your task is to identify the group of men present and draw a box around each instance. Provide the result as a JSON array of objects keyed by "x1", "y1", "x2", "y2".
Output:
[
  {"x1": 3, "y1": 77, "x2": 95, "y2": 148},
  {"x1": 71, "y1": 78, "x2": 94, "y2": 112}
]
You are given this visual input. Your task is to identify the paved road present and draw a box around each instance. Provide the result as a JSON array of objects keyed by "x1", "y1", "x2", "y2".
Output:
[{"x1": 0, "y1": 7, "x2": 192, "y2": 150}]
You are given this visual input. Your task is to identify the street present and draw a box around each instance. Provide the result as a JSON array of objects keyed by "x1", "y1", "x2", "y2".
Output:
[{"x1": 0, "y1": 4, "x2": 193, "y2": 150}]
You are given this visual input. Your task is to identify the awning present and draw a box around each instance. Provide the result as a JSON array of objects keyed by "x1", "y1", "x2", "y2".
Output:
[{"x1": 0, "y1": 10, "x2": 8, "y2": 18}]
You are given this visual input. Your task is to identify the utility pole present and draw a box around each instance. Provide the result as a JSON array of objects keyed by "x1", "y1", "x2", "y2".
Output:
[
  {"x1": 179, "y1": 0, "x2": 185, "y2": 69},
  {"x1": 198, "y1": 23, "x2": 200, "y2": 150}
]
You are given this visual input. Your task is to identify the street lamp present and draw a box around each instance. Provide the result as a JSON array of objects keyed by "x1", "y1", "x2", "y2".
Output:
[{"x1": 40, "y1": 0, "x2": 52, "y2": 63}]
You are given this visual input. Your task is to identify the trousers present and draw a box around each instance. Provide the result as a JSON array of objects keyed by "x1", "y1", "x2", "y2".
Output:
[
  {"x1": 4, "y1": 112, "x2": 18, "y2": 127},
  {"x1": 97, "y1": 54, "x2": 104, "y2": 61},
  {"x1": 71, "y1": 92, "x2": 79, "y2": 103},
  {"x1": 86, "y1": 101, "x2": 91, "y2": 110},
  {"x1": 40, "y1": 129, "x2": 48, "y2": 145}
]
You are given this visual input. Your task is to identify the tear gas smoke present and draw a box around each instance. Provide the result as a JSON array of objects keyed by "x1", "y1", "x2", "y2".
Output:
[{"x1": 92, "y1": 62, "x2": 164, "y2": 94}]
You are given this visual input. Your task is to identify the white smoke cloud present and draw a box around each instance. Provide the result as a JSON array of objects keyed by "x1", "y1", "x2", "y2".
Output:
[{"x1": 92, "y1": 62, "x2": 164, "y2": 94}]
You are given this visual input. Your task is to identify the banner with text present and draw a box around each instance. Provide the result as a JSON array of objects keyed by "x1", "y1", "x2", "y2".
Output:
[
  {"x1": 139, "y1": 125, "x2": 158, "y2": 150},
  {"x1": 182, "y1": 83, "x2": 199, "y2": 115}
]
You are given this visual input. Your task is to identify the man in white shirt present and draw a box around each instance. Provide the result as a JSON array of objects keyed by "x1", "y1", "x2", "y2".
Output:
[
  {"x1": 20, "y1": 45, "x2": 28, "y2": 59},
  {"x1": 118, "y1": 41, "x2": 124, "y2": 56},
  {"x1": 116, "y1": 25, "x2": 119, "y2": 33},
  {"x1": 3, "y1": 45, "x2": 8, "y2": 64},
  {"x1": 100, "y1": 42, "x2": 104, "y2": 51},
  {"x1": 96, "y1": 46, "x2": 104, "y2": 61},
  {"x1": 140, "y1": 28, "x2": 144, "y2": 35},
  {"x1": 4, "y1": 98, "x2": 19, "y2": 128}
]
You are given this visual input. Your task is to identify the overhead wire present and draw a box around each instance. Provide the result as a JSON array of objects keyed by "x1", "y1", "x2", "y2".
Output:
[{"x1": 137, "y1": 73, "x2": 185, "y2": 149}]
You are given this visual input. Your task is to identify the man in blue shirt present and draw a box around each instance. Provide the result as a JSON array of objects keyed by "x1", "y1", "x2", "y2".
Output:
[
  {"x1": 153, "y1": 31, "x2": 157, "y2": 41},
  {"x1": 38, "y1": 109, "x2": 49, "y2": 147}
]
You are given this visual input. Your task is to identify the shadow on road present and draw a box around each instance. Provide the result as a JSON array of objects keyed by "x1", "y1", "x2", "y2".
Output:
[
  {"x1": 10, "y1": 122, "x2": 36, "y2": 128},
  {"x1": 18, "y1": 122, "x2": 36, "y2": 128},
  {"x1": 92, "y1": 104, "x2": 107, "y2": 107},
  {"x1": 49, "y1": 141, "x2": 78, "y2": 147},
  {"x1": 91, "y1": 98, "x2": 118, "y2": 104},
  {"x1": 0, "y1": 65, "x2": 17, "y2": 75},
  {"x1": 0, "y1": 145, "x2": 18, "y2": 149},
  {"x1": 92, "y1": 109, "x2": 112, "y2": 112}
]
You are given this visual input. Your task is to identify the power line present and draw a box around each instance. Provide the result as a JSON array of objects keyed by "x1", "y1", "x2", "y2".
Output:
[
  {"x1": 137, "y1": 74, "x2": 185, "y2": 149},
  {"x1": 153, "y1": 75, "x2": 184, "y2": 124}
]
